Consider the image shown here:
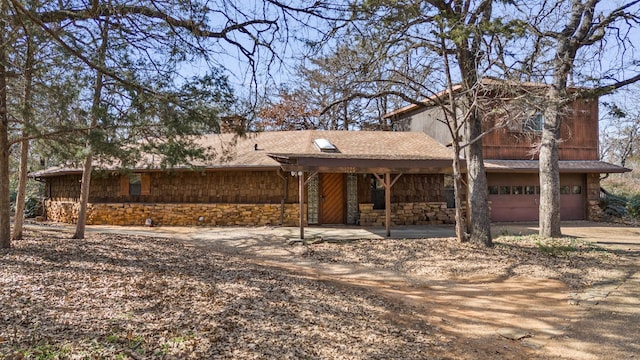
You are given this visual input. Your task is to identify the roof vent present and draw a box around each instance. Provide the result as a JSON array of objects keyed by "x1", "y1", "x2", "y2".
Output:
[{"x1": 313, "y1": 138, "x2": 338, "y2": 152}]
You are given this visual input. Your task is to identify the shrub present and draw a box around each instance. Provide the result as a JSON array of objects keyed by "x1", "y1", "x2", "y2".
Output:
[{"x1": 628, "y1": 194, "x2": 640, "y2": 219}]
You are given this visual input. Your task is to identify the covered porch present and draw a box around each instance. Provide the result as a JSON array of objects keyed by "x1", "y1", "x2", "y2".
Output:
[{"x1": 268, "y1": 152, "x2": 456, "y2": 239}]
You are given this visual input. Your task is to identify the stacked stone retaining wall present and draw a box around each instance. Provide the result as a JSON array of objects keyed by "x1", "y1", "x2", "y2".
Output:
[
  {"x1": 359, "y1": 202, "x2": 458, "y2": 226},
  {"x1": 45, "y1": 200, "x2": 303, "y2": 226}
]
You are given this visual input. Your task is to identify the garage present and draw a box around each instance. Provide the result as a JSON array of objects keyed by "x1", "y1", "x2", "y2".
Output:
[{"x1": 487, "y1": 173, "x2": 586, "y2": 222}]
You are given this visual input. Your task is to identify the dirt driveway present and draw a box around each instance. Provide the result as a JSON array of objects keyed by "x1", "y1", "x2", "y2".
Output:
[{"x1": 25, "y1": 221, "x2": 640, "y2": 359}]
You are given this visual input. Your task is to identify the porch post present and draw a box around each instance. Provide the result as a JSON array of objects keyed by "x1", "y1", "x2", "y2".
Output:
[
  {"x1": 385, "y1": 172, "x2": 391, "y2": 237},
  {"x1": 299, "y1": 171, "x2": 304, "y2": 240}
]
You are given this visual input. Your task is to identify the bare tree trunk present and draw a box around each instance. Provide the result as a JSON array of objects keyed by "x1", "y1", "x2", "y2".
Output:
[
  {"x1": 452, "y1": 150, "x2": 467, "y2": 242},
  {"x1": 0, "y1": 0, "x2": 11, "y2": 249},
  {"x1": 73, "y1": 18, "x2": 108, "y2": 239},
  {"x1": 441, "y1": 35, "x2": 471, "y2": 244},
  {"x1": 466, "y1": 110, "x2": 493, "y2": 246},
  {"x1": 72, "y1": 151, "x2": 94, "y2": 239},
  {"x1": 457, "y1": 48, "x2": 492, "y2": 246},
  {"x1": 12, "y1": 30, "x2": 34, "y2": 241},
  {"x1": 12, "y1": 140, "x2": 29, "y2": 240},
  {"x1": 539, "y1": 90, "x2": 562, "y2": 238}
]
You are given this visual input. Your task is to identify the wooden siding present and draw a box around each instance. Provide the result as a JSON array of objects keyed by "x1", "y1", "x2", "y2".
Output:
[
  {"x1": 355, "y1": 174, "x2": 445, "y2": 204},
  {"x1": 393, "y1": 97, "x2": 599, "y2": 161},
  {"x1": 47, "y1": 171, "x2": 445, "y2": 207},
  {"x1": 394, "y1": 106, "x2": 455, "y2": 146},
  {"x1": 392, "y1": 174, "x2": 446, "y2": 202},
  {"x1": 48, "y1": 170, "x2": 299, "y2": 204},
  {"x1": 481, "y1": 98, "x2": 599, "y2": 160}
]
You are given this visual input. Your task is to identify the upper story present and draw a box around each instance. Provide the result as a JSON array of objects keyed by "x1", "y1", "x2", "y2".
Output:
[{"x1": 385, "y1": 83, "x2": 599, "y2": 161}]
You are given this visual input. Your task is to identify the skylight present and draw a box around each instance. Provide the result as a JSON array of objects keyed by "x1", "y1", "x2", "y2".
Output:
[{"x1": 313, "y1": 138, "x2": 338, "y2": 152}]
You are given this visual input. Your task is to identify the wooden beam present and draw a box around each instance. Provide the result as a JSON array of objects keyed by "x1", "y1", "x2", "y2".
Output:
[
  {"x1": 385, "y1": 172, "x2": 391, "y2": 237},
  {"x1": 299, "y1": 171, "x2": 304, "y2": 240},
  {"x1": 372, "y1": 172, "x2": 403, "y2": 237}
]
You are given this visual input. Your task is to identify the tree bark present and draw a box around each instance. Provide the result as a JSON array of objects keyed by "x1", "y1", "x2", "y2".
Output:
[
  {"x1": 12, "y1": 30, "x2": 34, "y2": 241},
  {"x1": 539, "y1": 87, "x2": 563, "y2": 238},
  {"x1": 73, "y1": 151, "x2": 94, "y2": 239},
  {"x1": 457, "y1": 47, "x2": 492, "y2": 246},
  {"x1": 0, "y1": 0, "x2": 11, "y2": 249},
  {"x1": 12, "y1": 139, "x2": 30, "y2": 241},
  {"x1": 73, "y1": 18, "x2": 108, "y2": 239},
  {"x1": 466, "y1": 109, "x2": 493, "y2": 246},
  {"x1": 451, "y1": 150, "x2": 467, "y2": 242}
]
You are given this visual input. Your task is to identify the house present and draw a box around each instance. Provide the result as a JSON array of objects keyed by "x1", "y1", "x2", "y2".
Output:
[
  {"x1": 384, "y1": 81, "x2": 631, "y2": 222},
  {"x1": 31, "y1": 131, "x2": 459, "y2": 235}
]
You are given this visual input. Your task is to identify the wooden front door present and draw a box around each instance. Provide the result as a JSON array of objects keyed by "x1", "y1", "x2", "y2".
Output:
[{"x1": 321, "y1": 173, "x2": 345, "y2": 224}]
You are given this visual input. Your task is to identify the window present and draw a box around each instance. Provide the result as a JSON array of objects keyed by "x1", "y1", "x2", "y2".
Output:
[
  {"x1": 371, "y1": 176, "x2": 385, "y2": 210},
  {"x1": 313, "y1": 138, "x2": 338, "y2": 153},
  {"x1": 560, "y1": 185, "x2": 571, "y2": 194},
  {"x1": 499, "y1": 186, "x2": 511, "y2": 195},
  {"x1": 120, "y1": 173, "x2": 150, "y2": 197},
  {"x1": 444, "y1": 175, "x2": 455, "y2": 208},
  {"x1": 524, "y1": 186, "x2": 536, "y2": 195},
  {"x1": 523, "y1": 112, "x2": 544, "y2": 132},
  {"x1": 488, "y1": 185, "x2": 499, "y2": 195},
  {"x1": 572, "y1": 185, "x2": 582, "y2": 194},
  {"x1": 512, "y1": 186, "x2": 524, "y2": 195},
  {"x1": 129, "y1": 174, "x2": 142, "y2": 195}
]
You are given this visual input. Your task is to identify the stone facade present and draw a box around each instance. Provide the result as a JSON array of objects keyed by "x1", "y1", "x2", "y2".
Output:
[
  {"x1": 358, "y1": 202, "x2": 457, "y2": 226},
  {"x1": 45, "y1": 200, "x2": 303, "y2": 226},
  {"x1": 44, "y1": 199, "x2": 460, "y2": 227},
  {"x1": 586, "y1": 173, "x2": 603, "y2": 221}
]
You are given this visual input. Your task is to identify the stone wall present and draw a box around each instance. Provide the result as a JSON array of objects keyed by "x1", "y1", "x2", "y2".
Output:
[
  {"x1": 586, "y1": 173, "x2": 603, "y2": 221},
  {"x1": 45, "y1": 200, "x2": 304, "y2": 226},
  {"x1": 358, "y1": 202, "x2": 456, "y2": 226}
]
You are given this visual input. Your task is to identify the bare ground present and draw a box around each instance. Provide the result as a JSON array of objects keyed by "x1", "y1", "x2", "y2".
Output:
[{"x1": 1, "y1": 224, "x2": 638, "y2": 359}]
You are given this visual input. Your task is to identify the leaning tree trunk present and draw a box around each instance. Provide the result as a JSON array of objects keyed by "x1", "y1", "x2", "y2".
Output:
[
  {"x1": 12, "y1": 139, "x2": 30, "y2": 240},
  {"x1": 73, "y1": 151, "x2": 94, "y2": 239},
  {"x1": 13, "y1": 32, "x2": 34, "y2": 241},
  {"x1": 73, "y1": 18, "x2": 108, "y2": 239},
  {"x1": 0, "y1": 0, "x2": 11, "y2": 249}
]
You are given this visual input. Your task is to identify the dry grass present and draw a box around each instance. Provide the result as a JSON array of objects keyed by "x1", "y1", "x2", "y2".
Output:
[
  {"x1": 1, "y1": 231, "x2": 447, "y2": 360},
  {"x1": 0, "y1": 229, "x2": 628, "y2": 359},
  {"x1": 301, "y1": 235, "x2": 625, "y2": 290}
]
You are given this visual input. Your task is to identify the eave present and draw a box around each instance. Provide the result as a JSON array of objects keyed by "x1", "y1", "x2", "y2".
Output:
[
  {"x1": 484, "y1": 160, "x2": 631, "y2": 174},
  {"x1": 268, "y1": 153, "x2": 456, "y2": 174}
]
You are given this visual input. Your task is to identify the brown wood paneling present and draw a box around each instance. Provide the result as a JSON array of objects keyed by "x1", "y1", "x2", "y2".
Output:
[
  {"x1": 392, "y1": 174, "x2": 445, "y2": 202},
  {"x1": 481, "y1": 98, "x2": 599, "y2": 161},
  {"x1": 141, "y1": 174, "x2": 151, "y2": 195},
  {"x1": 48, "y1": 170, "x2": 298, "y2": 204},
  {"x1": 119, "y1": 175, "x2": 129, "y2": 196},
  {"x1": 321, "y1": 173, "x2": 345, "y2": 224}
]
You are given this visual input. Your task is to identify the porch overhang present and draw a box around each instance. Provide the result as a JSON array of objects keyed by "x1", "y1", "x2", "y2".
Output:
[
  {"x1": 267, "y1": 153, "x2": 456, "y2": 174},
  {"x1": 268, "y1": 153, "x2": 459, "y2": 240}
]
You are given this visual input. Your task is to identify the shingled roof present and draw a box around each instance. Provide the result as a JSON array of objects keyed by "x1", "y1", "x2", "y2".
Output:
[{"x1": 31, "y1": 130, "x2": 456, "y2": 177}]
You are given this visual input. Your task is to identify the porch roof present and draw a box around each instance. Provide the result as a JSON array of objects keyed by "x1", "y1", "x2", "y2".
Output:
[
  {"x1": 484, "y1": 160, "x2": 631, "y2": 173},
  {"x1": 268, "y1": 153, "x2": 454, "y2": 174}
]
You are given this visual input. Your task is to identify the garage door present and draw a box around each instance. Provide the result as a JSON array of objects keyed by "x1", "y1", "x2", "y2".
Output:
[{"x1": 488, "y1": 173, "x2": 586, "y2": 222}]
